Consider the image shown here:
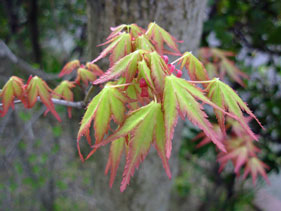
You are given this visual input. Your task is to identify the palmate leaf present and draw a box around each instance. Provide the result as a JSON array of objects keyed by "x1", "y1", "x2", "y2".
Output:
[
  {"x1": 93, "y1": 50, "x2": 144, "y2": 85},
  {"x1": 0, "y1": 76, "x2": 26, "y2": 116},
  {"x1": 53, "y1": 81, "x2": 75, "y2": 118},
  {"x1": 59, "y1": 60, "x2": 80, "y2": 77},
  {"x1": 200, "y1": 48, "x2": 248, "y2": 86},
  {"x1": 206, "y1": 79, "x2": 263, "y2": 140},
  {"x1": 26, "y1": 76, "x2": 61, "y2": 121},
  {"x1": 96, "y1": 101, "x2": 171, "y2": 192},
  {"x1": 177, "y1": 52, "x2": 209, "y2": 82},
  {"x1": 146, "y1": 22, "x2": 180, "y2": 55},
  {"x1": 93, "y1": 33, "x2": 132, "y2": 65},
  {"x1": 77, "y1": 85, "x2": 129, "y2": 160},
  {"x1": 164, "y1": 75, "x2": 227, "y2": 158}
]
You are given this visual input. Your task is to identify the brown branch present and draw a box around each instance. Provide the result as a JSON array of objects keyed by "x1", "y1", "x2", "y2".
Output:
[{"x1": 0, "y1": 40, "x2": 60, "y2": 80}]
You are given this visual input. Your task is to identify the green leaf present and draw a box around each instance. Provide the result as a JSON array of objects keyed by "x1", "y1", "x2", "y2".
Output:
[
  {"x1": 149, "y1": 51, "x2": 169, "y2": 94},
  {"x1": 26, "y1": 76, "x2": 61, "y2": 121},
  {"x1": 0, "y1": 76, "x2": 25, "y2": 116},
  {"x1": 206, "y1": 79, "x2": 262, "y2": 140},
  {"x1": 135, "y1": 35, "x2": 155, "y2": 51},
  {"x1": 94, "y1": 50, "x2": 144, "y2": 85},
  {"x1": 164, "y1": 75, "x2": 226, "y2": 158},
  {"x1": 105, "y1": 137, "x2": 126, "y2": 187},
  {"x1": 178, "y1": 52, "x2": 209, "y2": 82},
  {"x1": 96, "y1": 101, "x2": 171, "y2": 191},
  {"x1": 77, "y1": 85, "x2": 129, "y2": 159},
  {"x1": 146, "y1": 22, "x2": 180, "y2": 55},
  {"x1": 93, "y1": 33, "x2": 132, "y2": 65},
  {"x1": 53, "y1": 81, "x2": 75, "y2": 118}
]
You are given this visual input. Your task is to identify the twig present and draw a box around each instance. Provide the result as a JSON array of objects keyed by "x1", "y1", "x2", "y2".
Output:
[
  {"x1": 0, "y1": 97, "x2": 84, "y2": 109},
  {"x1": 0, "y1": 40, "x2": 60, "y2": 80}
]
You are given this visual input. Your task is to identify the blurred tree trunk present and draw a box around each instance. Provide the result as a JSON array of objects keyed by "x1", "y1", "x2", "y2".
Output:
[{"x1": 87, "y1": 0, "x2": 207, "y2": 210}]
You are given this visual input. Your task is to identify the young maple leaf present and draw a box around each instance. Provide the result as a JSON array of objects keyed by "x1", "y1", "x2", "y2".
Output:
[
  {"x1": 77, "y1": 85, "x2": 129, "y2": 160},
  {"x1": 163, "y1": 75, "x2": 231, "y2": 158},
  {"x1": 53, "y1": 80, "x2": 75, "y2": 118},
  {"x1": 107, "y1": 24, "x2": 144, "y2": 40},
  {"x1": 105, "y1": 137, "x2": 126, "y2": 188},
  {"x1": 59, "y1": 60, "x2": 80, "y2": 77},
  {"x1": 243, "y1": 157, "x2": 270, "y2": 185},
  {"x1": 75, "y1": 63, "x2": 103, "y2": 86},
  {"x1": 95, "y1": 101, "x2": 171, "y2": 192},
  {"x1": 92, "y1": 33, "x2": 132, "y2": 66},
  {"x1": 25, "y1": 76, "x2": 61, "y2": 121},
  {"x1": 0, "y1": 76, "x2": 26, "y2": 116},
  {"x1": 206, "y1": 79, "x2": 263, "y2": 140},
  {"x1": 199, "y1": 48, "x2": 248, "y2": 86},
  {"x1": 149, "y1": 51, "x2": 170, "y2": 94},
  {"x1": 137, "y1": 60, "x2": 156, "y2": 91},
  {"x1": 93, "y1": 50, "x2": 144, "y2": 85},
  {"x1": 176, "y1": 52, "x2": 210, "y2": 82},
  {"x1": 146, "y1": 22, "x2": 181, "y2": 55},
  {"x1": 135, "y1": 35, "x2": 155, "y2": 51}
]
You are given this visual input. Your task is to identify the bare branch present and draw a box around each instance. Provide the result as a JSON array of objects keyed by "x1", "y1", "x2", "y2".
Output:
[
  {"x1": 0, "y1": 40, "x2": 60, "y2": 80},
  {"x1": 0, "y1": 97, "x2": 84, "y2": 109}
]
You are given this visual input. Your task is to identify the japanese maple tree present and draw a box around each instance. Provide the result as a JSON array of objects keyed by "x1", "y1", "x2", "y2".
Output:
[{"x1": 0, "y1": 22, "x2": 268, "y2": 191}]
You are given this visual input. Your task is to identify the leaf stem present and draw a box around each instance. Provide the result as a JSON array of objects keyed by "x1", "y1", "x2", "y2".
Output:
[
  {"x1": 107, "y1": 83, "x2": 133, "y2": 88},
  {"x1": 187, "y1": 78, "x2": 218, "y2": 84},
  {"x1": 83, "y1": 85, "x2": 96, "y2": 105}
]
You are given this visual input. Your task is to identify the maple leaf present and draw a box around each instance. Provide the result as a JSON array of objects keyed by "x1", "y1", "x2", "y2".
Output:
[
  {"x1": 176, "y1": 51, "x2": 209, "y2": 82},
  {"x1": 77, "y1": 85, "x2": 129, "y2": 160},
  {"x1": 206, "y1": 79, "x2": 263, "y2": 140},
  {"x1": 149, "y1": 51, "x2": 170, "y2": 95},
  {"x1": 0, "y1": 76, "x2": 26, "y2": 116},
  {"x1": 105, "y1": 137, "x2": 126, "y2": 188},
  {"x1": 95, "y1": 101, "x2": 171, "y2": 191},
  {"x1": 59, "y1": 60, "x2": 80, "y2": 77},
  {"x1": 135, "y1": 35, "x2": 155, "y2": 51},
  {"x1": 53, "y1": 80, "x2": 75, "y2": 118},
  {"x1": 107, "y1": 24, "x2": 144, "y2": 40},
  {"x1": 26, "y1": 76, "x2": 61, "y2": 121},
  {"x1": 75, "y1": 68, "x2": 98, "y2": 86},
  {"x1": 137, "y1": 60, "x2": 155, "y2": 91},
  {"x1": 164, "y1": 75, "x2": 227, "y2": 158},
  {"x1": 93, "y1": 50, "x2": 144, "y2": 85},
  {"x1": 243, "y1": 157, "x2": 270, "y2": 185},
  {"x1": 93, "y1": 33, "x2": 132, "y2": 65},
  {"x1": 199, "y1": 48, "x2": 248, "y2": 86},
  {"x1": 146, "y1": 22, "x2": 181, "y2": 55}
]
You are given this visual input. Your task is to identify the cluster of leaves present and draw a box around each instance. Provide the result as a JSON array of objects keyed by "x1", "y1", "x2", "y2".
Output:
[
  {"x1": 0, "y1": 61, "x2": 103, "y2": 119},
  {"x1": 199, "y1": 47, "x2": 248, "y2": 86},
  {"x1": 194, "y1": 118, "x2": 269, "y2": 185},
  {"x1": 0, "y1": 22, "x2": 268, "y2": 192}
]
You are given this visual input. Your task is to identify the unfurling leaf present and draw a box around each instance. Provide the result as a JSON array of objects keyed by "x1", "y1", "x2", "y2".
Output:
[
  {"x1": 59, "y1": 60, "x2": 80, "y2": 77},
  {"x1": 177, "y1": 52, "x2": 209, "y2": 82},
  {"x1": 146, "y1": 22, "x2": 180, "y2": 55},
  {"x1": 0, "y1": 76, "x2": 26, "y2": 116},
  {"x1": 93, "y1": 33, "x2": 132, "y2": 65},
  {"x1": 93, "y1": 50, "x2": 144, "y2": 85},
  {"x1": 206, "y1": 79, "x2": 262, "y2": 140},
  {"x1": 53, "y1": 81, "x2": 75, "y2": 118},
  {"x1": 164, "y1": 75, "x2": 226, "y2": 158},
  {"x1": 25, "y1": 76, "x2": 61, "y2": 121}
]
